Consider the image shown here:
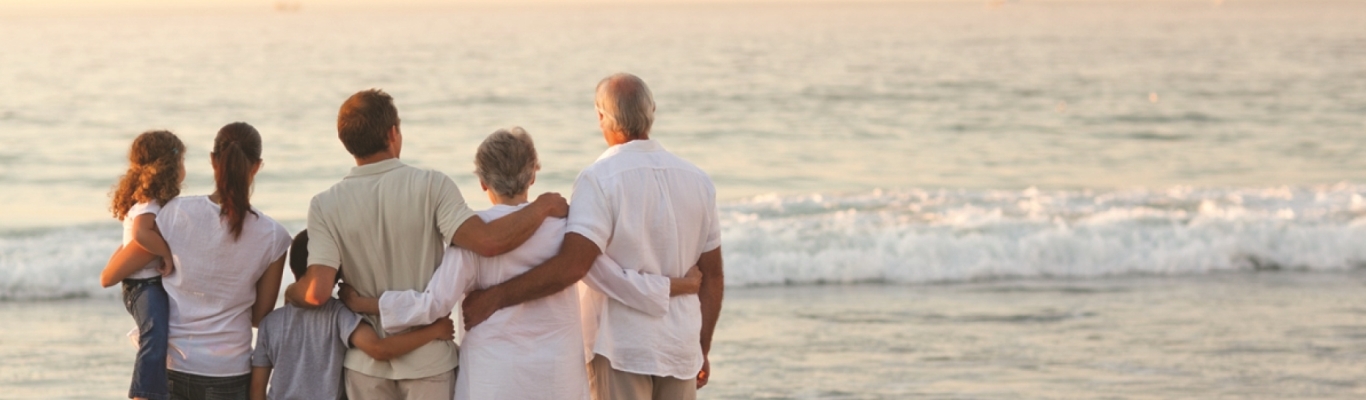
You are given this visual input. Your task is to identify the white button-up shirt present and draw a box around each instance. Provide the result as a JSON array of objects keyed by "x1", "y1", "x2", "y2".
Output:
[
  {"x1": 376, "y1": 204, "x2": 672, "y2": 400},
  {"x1": 567, "y1": 139, "x2": 722, "y2": 379}
]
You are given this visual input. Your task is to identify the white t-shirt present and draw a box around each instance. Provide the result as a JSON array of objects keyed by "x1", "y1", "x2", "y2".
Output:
[
  {"x1": 156, "y1": 195, "x2": 291, "y2": 377},
  {"x1": 377, "y1": 204, "x2": 671, "y2": 400},
  {"x1": 566, "y1": 139, "x2": 722, "y2": 379},
  {"x1": 122, "y1": 202, "x2": 165, "y2": 280}
]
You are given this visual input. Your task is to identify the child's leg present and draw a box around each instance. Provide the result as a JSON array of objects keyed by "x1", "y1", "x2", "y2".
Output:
[{"x1": 123, "y1": 278, "x2": 170, "y2": 400}]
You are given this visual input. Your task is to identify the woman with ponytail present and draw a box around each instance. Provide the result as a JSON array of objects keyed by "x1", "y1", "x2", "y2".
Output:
[{"x1": 112, "y1": 122, "x2": 290, "y2": 399}]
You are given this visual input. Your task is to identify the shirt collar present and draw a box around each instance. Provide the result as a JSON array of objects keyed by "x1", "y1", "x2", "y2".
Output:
[
  {"x1": 597, "y1": 139, "x2": 664, "y2": 161},
  {"x1": 346, "y1": 158, "x2": 405, "y2": 178}
]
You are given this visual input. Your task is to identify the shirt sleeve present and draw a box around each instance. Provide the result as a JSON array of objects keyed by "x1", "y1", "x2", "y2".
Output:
[
  {"x1": 581, "y1": 255, "x2": 671, "y2": 317},
  {"x1": 565, "y1": 173, "x2": 613, "y2": 252},
  {"x1": 128, "y1": 202, "x2": 162, "y2": 218},
  {"x1": 434, "y1": 174, "x2": 477, "y2": 247},
  {"x1": 333, "y1": 302, "x2": 364, "y2": 346},
  {"x1": 703, "y1": 182, "x2": 722, "y2": 252},
  {"x1": 250, "y1": 320, "x2": 273, "y2": 368},
  {"x1": 306, "y1": 196, "x2": 341, "y2": 269},
  {"x1": 376, "y1": 248, "x2": 476, "y2": 335}
]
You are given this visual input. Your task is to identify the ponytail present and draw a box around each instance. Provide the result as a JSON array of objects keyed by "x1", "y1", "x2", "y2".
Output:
[{"x1": 212, "y1": 122, "x2": 262, "y2": 241}]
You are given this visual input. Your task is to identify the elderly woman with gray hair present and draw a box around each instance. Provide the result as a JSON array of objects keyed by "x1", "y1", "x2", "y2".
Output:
[{"x1": 340, "y1": 127, "x2": 700, "y2": 400}]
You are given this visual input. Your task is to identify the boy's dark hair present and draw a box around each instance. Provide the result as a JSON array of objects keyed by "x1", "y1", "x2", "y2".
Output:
[
  {"x1": 337, "y1": 89, "x2": 399, "y2": 158},
  {"x1": 289, "y1": 230, "x2": 311, "y2": 281}
]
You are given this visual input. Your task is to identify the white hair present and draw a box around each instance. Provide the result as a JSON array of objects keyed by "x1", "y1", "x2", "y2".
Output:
[
  {"x1": 595, "y1": 73, "x2": 655, "y2": 138},
  {"x1": 474, "y1": 127, "x2": 539, "y2": 198}
]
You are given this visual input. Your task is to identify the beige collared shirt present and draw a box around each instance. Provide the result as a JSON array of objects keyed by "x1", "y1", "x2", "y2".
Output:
[{"x1": 307, "y1": 158, "x2": 476, "y2": 380}]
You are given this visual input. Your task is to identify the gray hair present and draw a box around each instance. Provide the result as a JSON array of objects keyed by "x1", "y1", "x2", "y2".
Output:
[
  {"x1": 595, "y1": 73, "x2": 655, "y2": 138},
  {"x1": 474, "y1": 127, "x2": 539, "y2": 199}
]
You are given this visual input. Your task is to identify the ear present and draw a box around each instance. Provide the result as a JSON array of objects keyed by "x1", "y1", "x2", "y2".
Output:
[
  {"x1": 478, "y1": 179, "x2": 488, "y2": 192},
  {"x1": 597, "y1": 110, "x2": 604, "y2": 122}
]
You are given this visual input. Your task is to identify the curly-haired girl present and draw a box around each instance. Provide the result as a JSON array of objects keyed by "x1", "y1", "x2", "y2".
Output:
[{"x1": 101, "y1": 129, "x2": 184, "y2": 400}]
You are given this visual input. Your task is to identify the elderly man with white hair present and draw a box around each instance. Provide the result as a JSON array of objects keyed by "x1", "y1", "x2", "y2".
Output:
[{"x1": 462, "y1": 73, "x2": 724, "y2": 400}]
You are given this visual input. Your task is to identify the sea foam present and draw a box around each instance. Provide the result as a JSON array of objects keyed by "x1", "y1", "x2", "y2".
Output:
[{"x1": 4, "y1": 185, "x2": 1366, "y2": 300}]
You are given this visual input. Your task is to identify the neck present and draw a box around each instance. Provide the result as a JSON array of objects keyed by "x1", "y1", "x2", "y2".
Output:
[
  {"x1": 491, "y1": 193, "x2": 529, "y2": 206},
  {"x1": 354, "y1": 151, "x2": 396, "y2": 166},
  {"x1": 606, "y1": 132, "x2": 648, "y2": 146},
  {"x1": 208, "y1": 192, "x2": 221, "y2": 204}
]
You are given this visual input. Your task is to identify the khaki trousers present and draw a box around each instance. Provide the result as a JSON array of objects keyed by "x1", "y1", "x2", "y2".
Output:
[
  {"x1": 589, "y1": 355, "x2": 696, "y2": 400},
  {"x1": 344, "y1": 368, "x2": 455, "y2": 400}
]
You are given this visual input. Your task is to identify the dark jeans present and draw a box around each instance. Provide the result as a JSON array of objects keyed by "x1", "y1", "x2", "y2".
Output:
[
  {"x1": 168, "y1": 370, "x2": 250, "y2": 400},
  {"x1": 122, "y1": 277, "x2": 170, "y2": 400}
]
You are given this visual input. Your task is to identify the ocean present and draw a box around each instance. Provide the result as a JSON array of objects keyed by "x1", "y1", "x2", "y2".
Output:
[{"x1": 2, "y1": 1, "x2": 1365, "y2": 398}]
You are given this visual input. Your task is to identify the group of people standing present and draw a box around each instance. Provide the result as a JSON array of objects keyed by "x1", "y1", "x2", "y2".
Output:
[{"x1": 99, "y1": 73, "x2": 724, "y2": 400}]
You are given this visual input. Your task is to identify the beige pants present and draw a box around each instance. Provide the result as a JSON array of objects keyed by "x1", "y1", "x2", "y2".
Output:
[
  {"x1": 344, "y1": 368, "x2": 455, "y2": 400},
  {"x1": 589, "y1": 355, "x2": 696, "y2": 400}
]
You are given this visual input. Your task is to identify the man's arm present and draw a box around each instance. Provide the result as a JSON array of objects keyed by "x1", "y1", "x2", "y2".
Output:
[
  {"x1": 697, "y1": 246, "x2": 724, "y2": 389},
  {"x1": 462, "y1": 232, "x2": 600, "y2": 328},
  {"x1": 451, "y1": 192, "x2": 567, "y2": 257},
  {"x1": 349, "y1": 319, "x2": 455, "y2": 361},
  {"x1": 249, "y1": 366, "x2": 270, "y2": 400},
  {"x1": 285, "y1": 265, "x2": 338, "y2": 309}
]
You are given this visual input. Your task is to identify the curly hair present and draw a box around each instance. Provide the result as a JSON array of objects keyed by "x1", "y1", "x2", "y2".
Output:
[{"x1": 110, "y1": 130, "x2": 185, "y2": 220}]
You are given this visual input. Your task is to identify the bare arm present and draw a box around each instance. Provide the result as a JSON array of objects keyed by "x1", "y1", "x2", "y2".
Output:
[
  {"x1": 249, "y1": 366, "x2": 270, "y2": 400},
  {"x1": 252, "y1": 253, "x2": 287, "y2": 327},
  {"x1": 130, "y1": 214, "x2": 173, "y2": 274},
  {"x1": 285, "y1": 265, "x2": 338, "y2": 309},
  {"x1": 349, "y1": 319, "x2": 455, "y2": 361},
  {"x1": 101, "y1": 244, "x2": 160, "y2": 288},
  {"x1": 338, "y1": 283, "x2": 379, "y2": 314},
  {"x1": 462, "y1": 232, "x2": 600, "y2": 328},
  {"x1": 451, "y1": 192, "x2": 567, "y2": 257},
  {"x1": 100, "y1": 215, "x2": 168, "y2": 287},
  {"x1": 697, "y1": 247, "x2": 724, "y2": 389}
]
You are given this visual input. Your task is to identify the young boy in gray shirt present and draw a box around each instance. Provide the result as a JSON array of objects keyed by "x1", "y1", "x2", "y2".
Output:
[{"x1": 250, "y1": 230, "x2": 455, "y2": 400}]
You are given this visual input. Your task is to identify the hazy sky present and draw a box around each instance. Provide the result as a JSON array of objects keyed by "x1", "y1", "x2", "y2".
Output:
[{"x1": 0, "y1": 0, "x2": 866, "y2": 14}]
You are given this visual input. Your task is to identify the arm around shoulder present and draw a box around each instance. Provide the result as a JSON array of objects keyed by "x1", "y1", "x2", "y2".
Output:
[{"x1": 450, "y1": 192, "x2": 567, "y2": 257}]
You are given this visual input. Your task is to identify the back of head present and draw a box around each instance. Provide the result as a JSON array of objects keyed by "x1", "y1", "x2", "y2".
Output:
[
  {"x1": 474, "y1": 127, "x2": 540, "y2": 199},
  {"x1": 337, "y1": 89, "x2": 399, "y2": 158},
  {"x1": 289, "y1": 229, "x2": 309, "y2": 281},
  {"x1": 213, "y1": 122, "x2": 263, "y2": 241},
  {"x1": 595, "y1": 73, "x2": 656, "y2": 139},
  {"x1": 110, "y1": 130, "x2": 185, "y2": 219}
]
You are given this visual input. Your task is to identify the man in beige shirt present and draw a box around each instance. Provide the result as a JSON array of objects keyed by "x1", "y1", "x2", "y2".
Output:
[{"x1": 286, "y1": 89, "x2": 567, "y2": 400}]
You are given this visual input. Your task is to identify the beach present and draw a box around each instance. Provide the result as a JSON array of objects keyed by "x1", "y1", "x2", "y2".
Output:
[
  {"x1": 3, "y1": 1, "x2": 1366, "y2": 398},
  {"x1": 5, "y1": 271, "x2": 1365, "y2": 399}
]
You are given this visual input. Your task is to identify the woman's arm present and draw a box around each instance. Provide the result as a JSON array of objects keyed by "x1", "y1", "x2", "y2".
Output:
[
  {"x1": 582, "y1": 255, "x2": 701, "y2": 317},
  {"x1": 252, "y1": 253, "x2": 287, "y2": 327},
  {"x1": 369, "y1": 249, "x2": 475, "y2": 335},
  {"x1": 101, "y1": 245, "x2": 160, "y2": 288},
  {"x1": 348, "y1": 319, "x2": 455, "y2": 361}
]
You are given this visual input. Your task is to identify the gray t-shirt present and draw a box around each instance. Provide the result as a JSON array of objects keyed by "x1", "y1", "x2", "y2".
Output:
[{"x1": 251, "y1": 299, "x2": 363, "y2": 400}]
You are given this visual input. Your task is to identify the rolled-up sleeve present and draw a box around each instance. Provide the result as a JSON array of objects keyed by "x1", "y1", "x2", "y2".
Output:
[
  {"x1": 565, "y1": 173, "x2": 612, "y2": 253},
  {"x1": 582, "y1": 255, "x2": 671, "y2": 317},
  {"x1": 434, "y1": 175, "x2": 477, "y2": 246},
  {"x1": 306, "y1": 196, "x2": 341, "y2": 269},
  {"x1": 377, "y1": 248, "x2": 475, "y2": 335}
]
